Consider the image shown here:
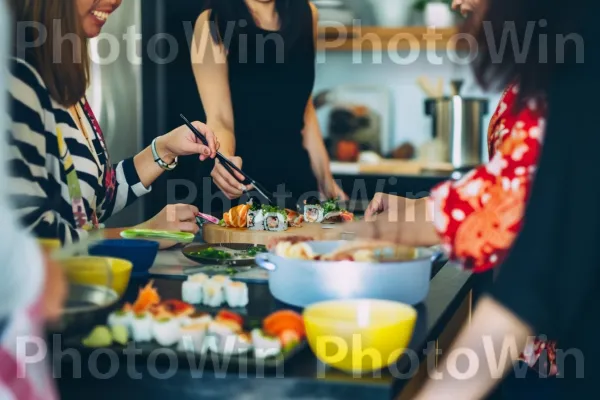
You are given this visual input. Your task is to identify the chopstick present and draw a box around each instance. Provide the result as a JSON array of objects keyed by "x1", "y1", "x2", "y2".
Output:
[{"x1": 179, "y1": 114, "x2": 274, "y2": 204}]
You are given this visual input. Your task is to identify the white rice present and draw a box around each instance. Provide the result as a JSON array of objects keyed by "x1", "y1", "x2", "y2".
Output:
[
  {"x1": 224, "y1": 281, "x2": 249, "y2": 308},
  {"x1": 247, "y1": 209, "x2": 265, "y2": 231},
  {"x1": 181, "y1": 280, "x2": 203, "y2": 305},
  {"x1": 177, "y1": 323, "x2": 208, "y2": 354},
  {"x1": 151, "y1": 318, "x2": 181, "y2": 347},
  {"x1": 251, "y1": 329, "x2": 282, "y2": 359},
  {"x1": 203, "y1": 278, "x2": 226, "y2": 307},
  {"x1": 108, "y1": 310, "x2": 133, "y2": 333},
  {"x1": 131, "y1": 313, "x2": 153, "y2": 342}
]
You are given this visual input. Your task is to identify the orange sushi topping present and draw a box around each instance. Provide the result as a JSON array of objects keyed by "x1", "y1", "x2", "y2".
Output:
[
  {"x1": 223, "y1": 204, "x2": 250, "y2": 228},
  {"x1": 263, "y1": 310, "x2": 305, "y2": 339},
  {"x1": 132, "y1": 281, "x2": 161, "y2": 313}
]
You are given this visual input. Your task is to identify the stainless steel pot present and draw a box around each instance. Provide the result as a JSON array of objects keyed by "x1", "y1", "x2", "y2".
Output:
[
  {"x1": 255, "y1": 241, "x2": 442, "y2": 308},
  {"x1": 425, "y1": 88, "x2": 489, "y2": 168}
]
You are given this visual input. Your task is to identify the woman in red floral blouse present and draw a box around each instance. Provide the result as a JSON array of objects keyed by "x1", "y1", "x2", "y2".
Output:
[{"x1": 348, "y1": 0, "x2": 558, "y2": 379}]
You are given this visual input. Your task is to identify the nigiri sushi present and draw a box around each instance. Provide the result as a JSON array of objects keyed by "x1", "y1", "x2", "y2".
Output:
[
  {"x1": 151, "y1": 317, "x2": 181, "y2": 347},
  {"x1": 251, "y1": 329, "x2": 282, "y2": 359},
  {"x1": 108, "y1": 309, "x2": 132, "y2": 332},
  {"x1": 131, "y1": 312, "x2": 153, "y2": 342},
  {"x1": 177, "y1": 323, "x2": 208, "y2": 354},
  {"x1": 182, "y1": 273, "x2": 208, "y2": 305},
  {"x1": 224, "y1": 281, "x2": 249, "y2": 308}
]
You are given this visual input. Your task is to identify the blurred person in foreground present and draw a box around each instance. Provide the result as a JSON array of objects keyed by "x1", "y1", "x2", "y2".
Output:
[
  {"x1": 347, "y1": 0, "x2": 559, "y2": 389},
  {"x1": 412, "y1": 0, "x2": 600, "y2": 396},
  {"x1": 0, "y1": 0, "x2": 66, "y2": 398}
]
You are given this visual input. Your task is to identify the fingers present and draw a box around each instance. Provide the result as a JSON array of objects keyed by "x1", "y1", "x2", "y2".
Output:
[
  {"x1": 365, "y1": 192, "x2": 388, "y2": 221},
  {"x1": 451, "y1": 0, "x2": 463, "y2": 10},
  {"x1": 178, "y1": 221, "x2": 200, "y2": 234},
  {"x1": 211, "y1": 157, "x2": 248, "y2": 199},
  {"x1": 229, "y1": 156, "x2": 247, "y2": 182},
  {"x1": 170, "y1": 204, "x2": 199, "y2": 222},
  {"x1": 191, "y1": 121, "x2": 217, "y2": 158}
]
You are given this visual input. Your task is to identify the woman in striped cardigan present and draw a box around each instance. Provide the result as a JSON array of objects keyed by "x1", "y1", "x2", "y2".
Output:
[{"x1": 7, "y1": 0, "x2": 218, "y2": 245}]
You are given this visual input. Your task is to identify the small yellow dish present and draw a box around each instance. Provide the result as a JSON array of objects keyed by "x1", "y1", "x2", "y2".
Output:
[
  {"x1": 303, "y1": 299, "x2": 417, "y2": 374},
  {"x1": 37, "y1": 239, "x2": 61, "y2": 252},
  {"x1": 61, "y1": 256, "x2": 133, "y2": 297}
]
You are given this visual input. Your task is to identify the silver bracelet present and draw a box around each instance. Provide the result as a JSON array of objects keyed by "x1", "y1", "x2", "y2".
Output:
[{"x1": 151, "y1": 138, "x2": 178, "y2": 171}]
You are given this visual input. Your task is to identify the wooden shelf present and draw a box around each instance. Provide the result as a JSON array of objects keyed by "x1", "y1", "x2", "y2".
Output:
[{"x1": 317, "y1": 26, "x2": 462, "y2": 52}]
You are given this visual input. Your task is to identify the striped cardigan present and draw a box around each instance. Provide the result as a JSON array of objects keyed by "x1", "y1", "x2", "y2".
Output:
[{"x1": 6, "y1": 58, "x2": 151, "y2": 244}]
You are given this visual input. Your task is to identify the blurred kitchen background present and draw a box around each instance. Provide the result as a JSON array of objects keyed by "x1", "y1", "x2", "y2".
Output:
[{"x1": 90, "y1": 0, "x2": 501, "y2": 225}]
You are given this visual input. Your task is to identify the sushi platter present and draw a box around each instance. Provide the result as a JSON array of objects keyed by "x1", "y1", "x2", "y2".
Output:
[
  {"x1": 202, "y1": 197, "x2": 355, "y2": 245},
  {"x1": 67, "y1": 279, "x2": 308, "y2": 371}
]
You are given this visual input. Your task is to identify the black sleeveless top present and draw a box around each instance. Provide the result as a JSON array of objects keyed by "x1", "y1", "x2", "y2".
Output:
[{"x1": 211, "y1": 1, "x2": 319, "y2": 208}]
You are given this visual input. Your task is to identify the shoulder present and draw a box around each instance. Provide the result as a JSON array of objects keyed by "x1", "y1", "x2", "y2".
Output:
[
  {"x1": 309, "y1": 2, "x2": 319, "y2": 22},
  {"x1": 8, "y1": 58, "x2": 54, "y2": 113}
]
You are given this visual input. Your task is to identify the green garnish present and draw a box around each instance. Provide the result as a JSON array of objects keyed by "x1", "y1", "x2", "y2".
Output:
[
  {"x1": 191, "y1": 247, "x2": 233, "y2": 259},
  {"x1": 225, "y1": 268, "x2": 237, "y2": 276},
  {"x1": 261, "y1": 205, "x2": 285, "y2": 216},
  {"x1": 115, "y1": 310, "x2": 127, "y2": 317},
  {"x1": 158, "y1": 318, "x2": 171, "y2": 323},
  {"x1": 135, "y1": 313, "x2": 147, "y2": 319},
  {"x1": 322, "y1": 198, "x2": 343, "y2": 214},
  {"x1": 219, "y1": 219, "x2": 226, "y2": 227},
  {"x1": 247, "y1": 246, "x2": 267, "y2": 256}
]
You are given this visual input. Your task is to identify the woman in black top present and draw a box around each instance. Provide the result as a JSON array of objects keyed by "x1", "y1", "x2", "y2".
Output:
[{"x1": 192, "y1": 0, "x2": 345, "y2": 210}]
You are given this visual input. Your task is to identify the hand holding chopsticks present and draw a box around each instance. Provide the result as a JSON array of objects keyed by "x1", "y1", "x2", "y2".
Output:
[{"x1": 180, "y1": 114, "x2": 274, "y2": 204}]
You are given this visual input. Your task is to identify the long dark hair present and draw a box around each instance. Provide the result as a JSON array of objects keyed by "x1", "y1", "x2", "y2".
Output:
[
  {"x1": 204, "y1": 0, "x2": 305, "y2": 46},
  {"x1": 466, "y1": 0, "x2": 583, "y2": 108}
]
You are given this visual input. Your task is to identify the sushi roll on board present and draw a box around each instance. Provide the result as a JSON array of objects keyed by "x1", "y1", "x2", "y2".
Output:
[
  {"x1": 303, "y1": 196, "x2": 324, "y2": 223},
  {"x1": 131, "y1": 312, "x2": 153, "y2": 342},
  {"x1": 247, "y1": 197, "x2": 265, "y2": 231},
  {"x1": 181, "y1": 312, "x2": 213, "y2": 327},
  {"x1": 181, "y1": 273, "x2": 208, "y2": 305},
  {"x1": 152, "y1": 317, "x2": 181, "y2": 347},
  {"x1": 262, "y1": 206, "x2": 288, "y2": 232},
  {"x1": 224, "y1": 281, "x2": 249, "y2": 308}
]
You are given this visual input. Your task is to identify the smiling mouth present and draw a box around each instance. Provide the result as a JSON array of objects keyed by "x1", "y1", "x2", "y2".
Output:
[{"x1": 91, "y1": 10, "x2": 110, "y2": 22}]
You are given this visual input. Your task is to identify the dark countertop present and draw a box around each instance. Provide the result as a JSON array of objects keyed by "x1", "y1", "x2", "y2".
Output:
[{"x1": 54, "y1": 262, "x2": 474, "y2": 400}]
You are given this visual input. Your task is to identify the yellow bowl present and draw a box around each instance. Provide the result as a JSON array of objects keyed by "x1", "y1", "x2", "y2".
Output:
[
  {"x1": 303, "y1": 299, "x2": 417, "y2": 374},
  {"x1": 61, "y1": 257, "x2": 133, "y2": 297},
  {"x1": 37, "y1": 239, "x2": 61, "y2": 252}
]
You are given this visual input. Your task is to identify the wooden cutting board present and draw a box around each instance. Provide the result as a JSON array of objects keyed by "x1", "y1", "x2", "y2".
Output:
[{"x1": 203, "y1": 223, "x2": 344, "y2": 245}]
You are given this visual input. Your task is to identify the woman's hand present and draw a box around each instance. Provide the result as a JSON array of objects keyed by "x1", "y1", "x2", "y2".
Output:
[
  {"x1": 452, "y1": 0, "x2": 481, "y2": 15},
  {"x1": 139, "y1": 204, "x2": 201, "y2": 234},
  {"x1": 342, "y1": 197, "x2": 440, "y2": 247},
  {"x1": 211, "y1": 156, "x2": 252, "y2": 200},
  {"x1": 156, "y1": 121, "x2": 218, "y2": 163},
  {"x1": 364, "y1": 193, "x2": 402, "y2": 221},
  {"x1": 320, "y1": 178, "x2": 349, "y2": 201},
  {"x1": 41, "y1": 253, "x2": 67, "y2": 323}
]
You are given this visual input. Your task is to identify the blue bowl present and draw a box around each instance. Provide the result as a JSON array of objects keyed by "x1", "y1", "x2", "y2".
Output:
[{"x1": 88, "y1": 239, "x2": 159, "y2": 278}]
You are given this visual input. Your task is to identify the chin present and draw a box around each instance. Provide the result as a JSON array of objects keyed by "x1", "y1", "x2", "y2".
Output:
[{"x1": 84, "y1": 27, "x2": 102, "y2": 39}]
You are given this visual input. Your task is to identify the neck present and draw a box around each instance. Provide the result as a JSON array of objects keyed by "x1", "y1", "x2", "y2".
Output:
[{"x1": 244, "y1": 0, "x2": 279, "y2": 29}]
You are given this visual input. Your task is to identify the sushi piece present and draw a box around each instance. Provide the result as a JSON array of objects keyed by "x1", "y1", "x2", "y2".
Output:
[
  {"x1": 215, "y1": 309, "x2": 244, "y2": 332},
  {"x1": 181, "y1": 273, "x2": 208, "y2": 305},
  {"x1": 322, "y1": 210, "x2": 355, "y2": 224},
  {"x1": 224, "y1": 281, "x2": 249, "y2": 308},
  {"x1": 108, "y1": 309, "x2": 132, "y2": 332},
  {"x1": 303, "y1": 196, "x2": 324, "y2": 223},
  {"x1": 181, "y1": 312, "x2": 213, "y2": 327},
  {"x1": 263, "y1": 310, "x2": 306, "y2": 341},
  {"x1": 202, "y1": 276, "x2": 228, "y2": 307},
  {"x1": 262, "y1": 206, "x2": 288, "y2": 232},
  {"x1": 251, "y1": 329, "x2": 282, "y2": 359},
  {"x1": 131, "y1": 312, "x2": 153, "y2": 342},
  {"x1": 247, "y1": 198, "x2": 265, "y2": 231},
  {"x1": 223, "y1": 204, "x2": 250, "y2": 228},
  {"x1": 151, "y1": 317, "x2": 181, "y2": 347},
  {"x1": 210, "y1": 331, "x2": 253, "y2": 356},
  {"x1": 177, "y1": 322, "x2": 208, "y2": 354}
]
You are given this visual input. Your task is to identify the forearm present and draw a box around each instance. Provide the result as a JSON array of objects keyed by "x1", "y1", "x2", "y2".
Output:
[
  {"x1": 303, "y1": 103, "x2": 332, "y2": 185},
  {"x1": 213, "y1": 126, "x2": 235, "y2": 156},
  {"x1": 414, "y1": 296, "x2": 532, "y2": 400},
  {"x1": 133, "y1": 137, "x2": 172, "y2": 188}
]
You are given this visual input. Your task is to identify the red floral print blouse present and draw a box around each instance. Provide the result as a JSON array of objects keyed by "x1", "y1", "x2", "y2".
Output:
[{"x1": 430, "y1": 83, "x2": 557, "y2": 375}]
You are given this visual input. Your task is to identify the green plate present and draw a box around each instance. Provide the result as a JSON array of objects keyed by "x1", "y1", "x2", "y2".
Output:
[{"x1": 120, "y1": 229, "x2": 195, "y2": 242}]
